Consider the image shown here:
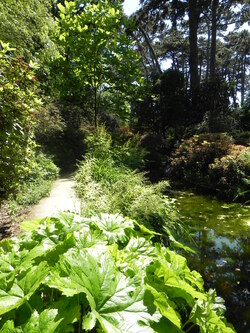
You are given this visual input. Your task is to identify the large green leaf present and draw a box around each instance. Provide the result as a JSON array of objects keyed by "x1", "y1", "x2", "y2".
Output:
[
  {"x1": 187, "y1": 289, "x2": 235, "y2": 333},
  {"x1": 47, "y1": 249, "x2": 159, "y2": 332},
  {"x1": 146, "y1": 259, "x2": 206, "y2": 308},
  {"x1": 20, "y1": 218, "x2": 44, "y2": 232},
  {"x1": 87, "y1": 213, "x2": 134, "y2": 244},
  {"x1": 118, "y1": 237, "x2": 157, "y2": 271},
  {"x1": 164, "y1": 248, "x2": 204, "y2": 291},
  {"x1": 74, "y1": 229, "x2": 107, "y2": 249},
  {"x1": 145, "y1": 286, "x2": 182, "y2": 329},
  {"x1": 52, "y1": 297, "x2": 81, "y2": 333},
  {"x1": 0, "y1": 252, "x2": 17, "y2": 283},
  {"x1": 0, "y1": 262, "x2": 49, "y2": 315},
  {"x1": 23, "y1": 309, "x2": 62, "y2": 333}
]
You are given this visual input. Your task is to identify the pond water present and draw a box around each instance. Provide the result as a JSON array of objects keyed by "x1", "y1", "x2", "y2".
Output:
[{"x1": 172, "y1": 191, "x2": 250, "y2": 333}]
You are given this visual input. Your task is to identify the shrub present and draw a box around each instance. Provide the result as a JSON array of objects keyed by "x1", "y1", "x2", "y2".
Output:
[
  {"x1": 113, "y1": 133, "x2": 146, "y2": 170},
  {"x1": 170, "y1": 133, "x2": 233, "y2": 189},
  {"x1": 21, "y1": 153, "x2": 59, "y2": 183},
  {"x1": 209, "y1": 145, "x2": 250, "y2": 201},
  {"x1": 170, "y1": 133, "x2": 250, "y2": 201},
  {"x1": 84, "y1": 125, "x2": 113, "y2": 160},
  {"x1": 75, "y1": 156, "x2": 173, "y2": 231},
  {"x1": 0, "y1": 42, "x2": 41, "y2": 197},
  {"x1": 76, "y1": 127, "x2": 175, "y2": 236},
  {"x1": 85, "y1": 125, "x2": 146, "y2": 170}
]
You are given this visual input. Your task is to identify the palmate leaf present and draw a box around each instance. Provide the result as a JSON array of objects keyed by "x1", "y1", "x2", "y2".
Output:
[
  {"x1": 52, "y1": 297, "x2": 81, "y2": 333},
  {"x1": 87, "y1": 213, "x2": 134, "y2": 244},
  {"x1": 73, "y1": 229, "x2": 107, "y2": 249},
  {"x1": 20, "y1": 218, "x2": 44, "y2": 232},
  {"x1": 0, "y1": 252, "x2": 16, "y2": 282},
  {"x1": 23, "y1": 309, "x2": 62, "y2": 333},
  {"x1": 187, "y1": 289, "x2": 235, "y2": 333},
  {"x1": 164, "y1": 249, "x2": 204, "y2": 291},
  {"x1": 145, "y1": 285, "x2": 182, "y2": 330},
  {"x1": 146, "y1": 258, "x2": 206, "y2": 309},
  {"x1": 0, "y1": 262, "x2": 49, "y2": 315},
  {"x1": 0, "y1": 310, "x2": 63, "y2": 333},
  {"x1": 118, "y1": 237, "x2": 157, "y2": 271},
  {"x1": 47, "y1": 249, "x2": 159, "y2": 332}
]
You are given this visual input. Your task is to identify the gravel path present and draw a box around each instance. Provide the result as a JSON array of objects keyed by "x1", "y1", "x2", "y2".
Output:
[{"x1": 26, "y1": 174, "x2": 81, "y2": 220}]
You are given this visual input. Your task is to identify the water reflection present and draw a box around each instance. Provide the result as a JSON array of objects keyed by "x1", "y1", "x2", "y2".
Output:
[{"x1": 173, "y1": 191, "x2": 250, "y2": 333}]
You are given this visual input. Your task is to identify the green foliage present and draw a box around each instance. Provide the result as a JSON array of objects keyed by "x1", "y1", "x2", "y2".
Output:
[
  {"x1": 0, "y1": 42, "x2": 41, "y2": 197},
  {"x1": 0, "y1": 212, "x2": 235, "y2": 332},
  {"x1": 113, "y1": 133, "x2": 147, "y2": 170},
  {"x1": 76, "y1": 127, "x2": 173, "y2": 235},
  {"x1": 84, "y1": 126, "x2": 113, "y2": 160},
  {"x1": 52, "y1": 0, "x2": 144, "y2": 121},
  {"x1": 8, "y1": 154, "x2": 59, "y2": 214},
  {"x1": 170, "y1": 133, "x2": 233, "y2": 187},
  {"x1": 85, "y1": 126, "x2": 146, "y2": 170},
  {"x1": 35, "y1": 100, "x2": 87, "y2": 171},
  {"x1": 0, "y1": 0, "x2": 55, "y2": 62},
  {"x1": 170, "y1": 133, "x2": 250, "y2": 201},
  {"x1": 209, "y1": 145, "x2": 250, "y2": 201}
]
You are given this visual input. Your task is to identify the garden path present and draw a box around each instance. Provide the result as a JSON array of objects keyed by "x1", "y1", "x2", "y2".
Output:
[{"x1": 26, "y1": 173, "x2": 81, "y2": 220}]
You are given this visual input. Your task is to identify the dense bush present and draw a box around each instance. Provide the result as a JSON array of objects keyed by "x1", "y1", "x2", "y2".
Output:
[
  {"x1": 0, "y1": 42, "x2": 41, "y2": 197},
  {"x1": 209, "y1": 145, "x2": 250, "y2": 201},
  {"x1": 170, "y1": 133, "x2": 250, "y2": 201},
  {"x1": 85, "y1": 125, "x2": 146, "y2": 170},
  {"x1": 0, "y1": 213, "x2": 235, "y2": 332},
  {"x1": 170, "y1": 133, "x2": 232, "y2": 187},
  {"x1": 75, "y1": 127, "x2": 176, "y2": 237}
]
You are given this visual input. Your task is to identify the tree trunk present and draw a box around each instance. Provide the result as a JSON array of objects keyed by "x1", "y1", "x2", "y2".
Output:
[
  {"x1": 139, "y1": 26, "x2": 162, "y2": 74},
  {"x1": 241, "y1": 53, "x2": 246, "y2": 105},
  {"x1": 188, "y1": 0, "x2": 200, "y2": 94},
  {"x1": 133, "y1": 33, "x2": 150, "y2": 79},
  {"x1": 206, "y1": 17, "x2": 211, "y2": 80},
  {"x1": 210, "y1": 0, "x2": 218, "y2": 79}
]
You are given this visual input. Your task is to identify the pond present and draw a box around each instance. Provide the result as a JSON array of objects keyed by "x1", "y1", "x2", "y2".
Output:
[{"x1": 172, "y1": 191, "x2": 250, "y2": 333}]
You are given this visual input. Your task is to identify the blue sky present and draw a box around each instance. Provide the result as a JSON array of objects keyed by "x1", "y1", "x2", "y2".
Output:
[{"x1": 123, "y1": 0, "x2": 140, "y2": 15}]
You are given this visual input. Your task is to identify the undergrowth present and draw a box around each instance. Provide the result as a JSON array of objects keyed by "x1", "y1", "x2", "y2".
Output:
[
  {"x1": 0, "y1": 213, "x2": 235, "y2": 333},
  {"x1": 8, "y1": 153, "x2": 59, "y2": 215},
  {"x1": 75, "y1": 127, "x2": 179, "y2": 240}
]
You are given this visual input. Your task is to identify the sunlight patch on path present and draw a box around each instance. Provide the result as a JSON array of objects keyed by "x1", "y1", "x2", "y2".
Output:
[{"x1": 26, "y1": 174, "x2": 80, "y2": 220}]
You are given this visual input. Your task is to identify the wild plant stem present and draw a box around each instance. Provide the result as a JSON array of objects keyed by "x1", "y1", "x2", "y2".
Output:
[
  {"x1": 78, "y1": 294, "x2": 81, "y2": 333},
  {"x1": 184, "y1": 323, "x2": 196, "y2": 333},
  {"x1": 26, "y1": 301, "x2": 33, "y2": 313},
  {"x1": 50, "y1": 288, "x2": 54, "y2": 302}
]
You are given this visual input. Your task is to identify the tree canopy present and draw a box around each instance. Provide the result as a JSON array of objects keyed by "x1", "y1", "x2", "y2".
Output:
[{"x1": 52, "y1": 0, "x2": 144, "y2": 125}]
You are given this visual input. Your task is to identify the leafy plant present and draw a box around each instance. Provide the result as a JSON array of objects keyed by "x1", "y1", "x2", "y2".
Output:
[
  {"x1": 0, "y1": 42, "x2": 41, "y2": 198},
  {"x1": 209, "y1": 145, "x2": 250, "y2": 201},
  {"x1": 76, "y1": 127, "x2": 177, "y2": 239},
  {"x1": 170, "y1": 133, "x2": 250, "y2": 201},
  {"x1": 53, "y1": 0, "x2": 143, "y2": 125},
  {"x1": 0, "y1": 213, "x2": 235, "y2": 332},
  {"x1": 8, "y1": 154, "x2": 59, "y2": 215}
]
